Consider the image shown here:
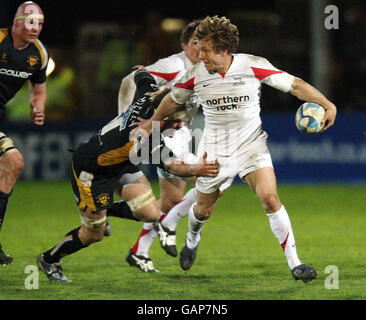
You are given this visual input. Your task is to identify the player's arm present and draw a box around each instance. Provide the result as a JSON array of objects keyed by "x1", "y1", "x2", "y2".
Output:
[
  {"x1": 29, "y1": 81, "x2": 46, "y2": 126},
  {"x1": 164, "y1": 152, "x2": 220, "y2": 178},
  {"x1": 289, "y1": 77, "x2": 337, "y2": 131},
  {"x1": 136, "y1": 93, "x2": 185, "y2": 136}
]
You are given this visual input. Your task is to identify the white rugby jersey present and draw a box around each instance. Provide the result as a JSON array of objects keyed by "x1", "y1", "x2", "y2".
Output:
[
  {"x1": 145, "y1": 51, "x2": 195, "y2": 87},
  {"x1": 171, "y1": 53, "x2": 294, "y2": 133},
  {"x1": 144, "y1": 51, "x2": 197, "y2": 156}
]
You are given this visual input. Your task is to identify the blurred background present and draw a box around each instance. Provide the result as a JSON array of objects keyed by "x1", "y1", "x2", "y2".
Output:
[{"x1": 1, "y1": 0, "x2": 365, "y2": 183}]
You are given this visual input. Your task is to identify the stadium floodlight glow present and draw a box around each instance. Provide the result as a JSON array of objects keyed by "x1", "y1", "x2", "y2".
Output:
[
  {"x1": 161, "y1": 18, "x2": 186, "y2": 32},
  {"x1": 46, "y1": 57, "x2": 55, "y2": 76}
]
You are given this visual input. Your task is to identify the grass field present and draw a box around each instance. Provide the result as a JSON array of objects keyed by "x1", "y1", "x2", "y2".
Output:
[{"x1": 0, "y1": 180, "x2": 365, "y2": 301}]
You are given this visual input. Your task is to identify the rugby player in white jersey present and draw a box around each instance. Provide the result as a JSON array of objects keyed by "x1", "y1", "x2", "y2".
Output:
[
  {"x1": 112, "y1": 20, "x2": 203, "y2": 272},
  {"x1": 138, "y1": 16, "x2": 337, "y2": 282}
]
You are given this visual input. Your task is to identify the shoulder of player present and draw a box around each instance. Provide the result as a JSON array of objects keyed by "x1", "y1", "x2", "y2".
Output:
[
  {"x1": 238, "y1": 53, "x2": 272, "y2": 68},
  {"x1": 148, "y1": 51, "x2": 186, "y2": 72},
  {"x1": 31, "y1": 39, "x2": 49, "y2": 70},
  {"x1": 187, "y1": 62, "x2": 204, "y2": 77}
]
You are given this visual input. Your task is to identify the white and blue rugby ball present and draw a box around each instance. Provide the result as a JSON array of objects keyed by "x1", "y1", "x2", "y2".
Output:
[{"x1": 295, "y1": 102, "x2": 325, "y2": 134}]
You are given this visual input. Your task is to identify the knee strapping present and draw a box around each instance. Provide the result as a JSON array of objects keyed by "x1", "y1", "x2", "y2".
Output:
[
  {"x1": 127, "y1": 189, "x2": 155, "y2": 212},
  {"x1": 80, "y1": 214, "x2": 107, "y2": 229},
  {"x1": 0, "y1": 134, "x2": 17, "y2": 160}
]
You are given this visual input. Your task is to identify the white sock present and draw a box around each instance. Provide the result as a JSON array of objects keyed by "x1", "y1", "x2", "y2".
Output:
[
  {"x1": 161, "y1": 188, "x2": 196, "y2": 231},
  {"x1": 267, "y1": 205, "x2": 301, "y2": 270},
  {"x1": 132, "y1": 210, "x2": 165, "y2": 257},
  {"x1": 186, "y1": 203, "x2": 206, "y2": 249},
  {"x1": 132, "y1": 222, "x2": 157, "y2": 257}
]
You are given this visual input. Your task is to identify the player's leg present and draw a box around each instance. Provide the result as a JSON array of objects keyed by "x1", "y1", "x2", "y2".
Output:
[
  {"x1": 156, "y1": 187, "x2": 196, "y2": 257},
  {"x1": 105, "y1": 170, "x2": 145, "y2": 236},
  {"x1": 0, "y1": 133, "x2": 24, "y2": 265},
  {"x1": 244, "y1": 167, "x2": 316, "y2": 283},
  {"x1": 126, "y1": 175, "x2": 185, "y2": 271},
  {"x1": 179, "y1": 189, "x2": 220, "y2": 271},
  {"x1": 37, "y1": 207, "x2": 107, "y2": 283},
  {"x1": 152, "y1": 175, "x2": 186, "y2": 257},
  {"x1": 121, "y1": 175, "x2": 161, "y2": 272},
  {"x1": 159, "y1": 175, "x2": 187, "y2": 214},
  {"x1": 37, "y1": 160, "x2": 111, "y2": 283}
]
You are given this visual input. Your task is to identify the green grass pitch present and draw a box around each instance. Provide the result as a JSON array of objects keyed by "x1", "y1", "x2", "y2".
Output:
[{"x1": 0, "y1": 180, "x2": 365, "y2": 300}]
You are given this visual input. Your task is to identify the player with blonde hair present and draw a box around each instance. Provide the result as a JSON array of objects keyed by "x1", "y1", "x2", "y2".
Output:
[{"x1": 138, "y1": 16, "x2": 337, "y2": 282}]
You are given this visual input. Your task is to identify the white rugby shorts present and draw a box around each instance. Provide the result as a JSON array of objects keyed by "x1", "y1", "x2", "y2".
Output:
[{"x1": 195, "y1": 130, "x2": 273, "y2": 194}]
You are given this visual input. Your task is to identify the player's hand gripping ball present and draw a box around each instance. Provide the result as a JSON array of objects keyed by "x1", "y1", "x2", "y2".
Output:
[{"x1": 295, "y1": 102, "x2": 325, "y2": 134}]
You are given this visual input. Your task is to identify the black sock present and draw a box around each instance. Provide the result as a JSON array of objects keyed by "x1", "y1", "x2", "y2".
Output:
[
  {"x1": 43, "y1": 227, "x2": 86, "y2": 263},
  {"x1": 106, "y1": 201, "x2": 140, "y2": 221},
  {"x1": 0, "y1": 190, "x2": 12, "y2": 232}
]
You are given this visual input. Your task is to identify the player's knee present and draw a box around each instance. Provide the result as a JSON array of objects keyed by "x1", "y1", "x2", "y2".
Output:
[
  {"x1": 82, "y1": 226, "x2": 105, "y2": 245},
  {"x1": 12, "y1": 152, "x2": 24, "y2": 174},
  {"x1": 89, "y1": 229, "x2": 105, "y2": 244},
  {"x1": 195, "y1": 204, "x2": 213, "y2": 221},
  {"x1": 262, "y1": 193, "x2": 280, "y2": 213},
  {"x1": 3, "y1": 151, "x2": 24, "y2": 177},
  {"x1": 133, "y1": 201, "x2": 160, "y2": 222},
  {"x1": 126, "y1": 189, "x2": 159, "y2": 222},
  {"x1": 79, "y1": 213, "x2": 107, "y2": 244}
]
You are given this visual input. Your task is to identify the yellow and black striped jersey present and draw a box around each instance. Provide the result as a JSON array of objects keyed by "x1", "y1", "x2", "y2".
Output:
[
  {"x1": 0, "y1": 27, "x2": 49, "y2": 119},
  {"x1": 73, "y1": 70, "x2": 174, "y2": 176}
]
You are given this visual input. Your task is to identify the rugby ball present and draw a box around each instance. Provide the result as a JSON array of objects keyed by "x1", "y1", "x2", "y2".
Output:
[{"x1": 295, "y1": 102, "x2": 325, "y2": 134}]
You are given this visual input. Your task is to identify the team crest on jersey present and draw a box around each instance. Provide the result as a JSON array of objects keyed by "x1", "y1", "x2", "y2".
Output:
[
  {"x1": 96, "y1": 193, "x2": 111, "y2": 206},
  {"x1": 27, "y1": 55, "x2": 39, "y2": 68},
  {"x1": 0, "y1": 52, "x2": 7, "y2": 63}
]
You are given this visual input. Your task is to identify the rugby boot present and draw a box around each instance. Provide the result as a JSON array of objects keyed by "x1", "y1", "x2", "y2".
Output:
[
  {"x1": 125, "y1": 249, "x2": 159, "y2": 273},
  {"x1": 179, "y1": 240, "x2": 199, "y2": 271},
  {"x1": 37, "y1": 254, "x2": 72, "y2": 283},
  {"x1": 0, "y1": 244, "x2": 12, "y2": 265},
  {"x1": 291, "y1": 264, "x2": 317, "y2": 283},
  {"x1": 154, "y1": 221, "x2": 177, "y2": 257}
]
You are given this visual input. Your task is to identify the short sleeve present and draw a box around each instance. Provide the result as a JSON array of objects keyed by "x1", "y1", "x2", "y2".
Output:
[{"x1": 250, "y1": 57, "x2": 294, "y2": 93}]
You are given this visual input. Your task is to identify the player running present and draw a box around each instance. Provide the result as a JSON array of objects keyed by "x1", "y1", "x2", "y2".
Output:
[
  {"x1": 137, "y1": 16, "x2": 337, "y2": 283},
  {"x1": 36, "y1": 69, "x2": 219, "y2": 282}
]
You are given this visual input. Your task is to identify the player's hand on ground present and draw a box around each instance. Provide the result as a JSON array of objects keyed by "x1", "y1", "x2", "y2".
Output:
[
  {"x1": 30, "y1": 104, "x2": 45, "y2": 126},
  {"x1": 321, "y1": 104, "x2": 337, "y2": 132},
  {"x1": 194, "y1": 152, "x2": 220, "y2": 177}
]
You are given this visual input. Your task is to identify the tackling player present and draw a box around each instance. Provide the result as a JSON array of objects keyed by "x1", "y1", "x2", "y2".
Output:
[
  {"x1": 0, "y1": 1, "x2": 48, "y2": 265},
  {"x1": 115, "y1": 20, "x2": 203, "y2": 272},
  {"x1": 137, "y1": 16, "x2": 337, "y2": 283},
  {"x1": 36, "y1": 69, "x2": 219, "y2": 283}
]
